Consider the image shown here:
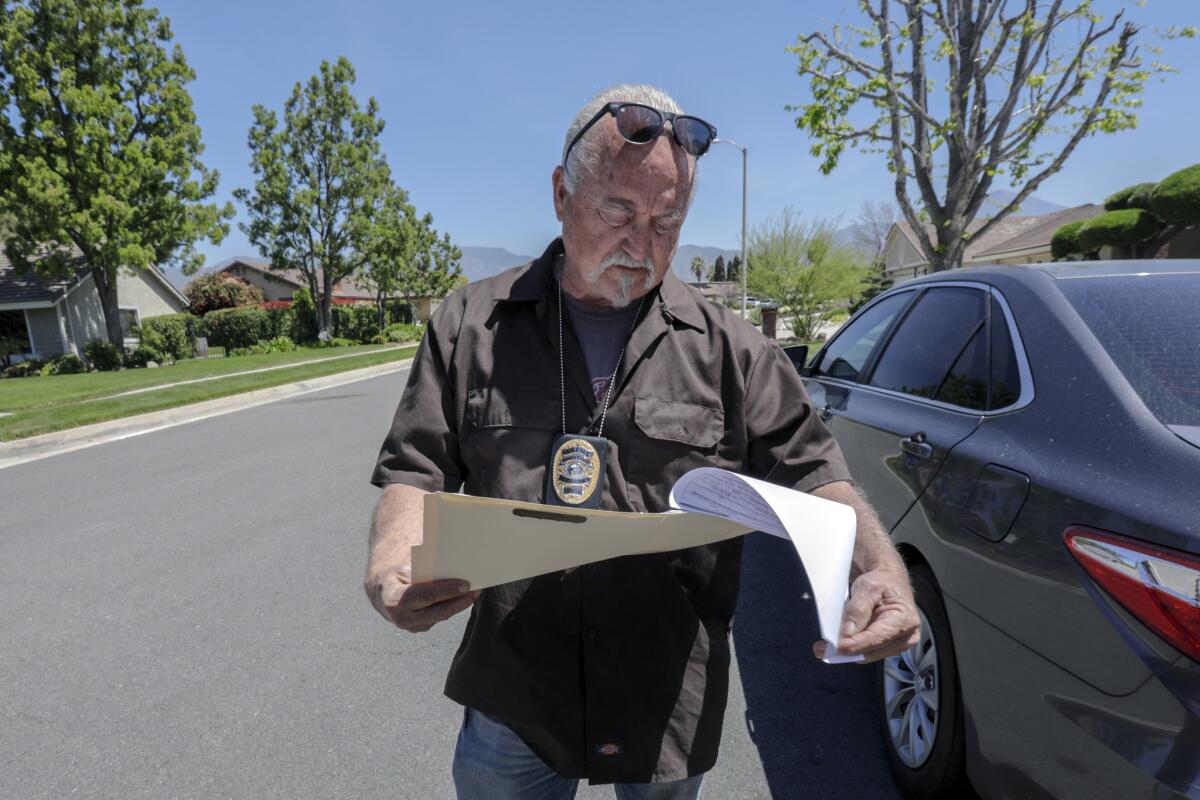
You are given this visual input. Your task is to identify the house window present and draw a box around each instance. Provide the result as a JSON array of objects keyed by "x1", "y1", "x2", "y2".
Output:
[
  {"x1": 1, "y1": 310, "x2": 34, "y2": 363},
  {"x1": 119, "y1": 307, "x2": 140, "y2": 339}
]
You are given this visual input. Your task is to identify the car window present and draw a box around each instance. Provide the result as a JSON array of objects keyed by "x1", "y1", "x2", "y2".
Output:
[
  {"x1": 813, "y1": 292, "x2": 912, "y2": 382},
  {"x1": 1059, "y1": 274, "x2": 1200, "y2": 427},
  {"x1": 870, "y1": 287, "x2": 987, "y2": 401},
  {"x1": 936, "y1": 327, "x2": 988, "y2": 410},
  {"x1": 989, "y1": 296, "x2": 1022, "y2": 410}
]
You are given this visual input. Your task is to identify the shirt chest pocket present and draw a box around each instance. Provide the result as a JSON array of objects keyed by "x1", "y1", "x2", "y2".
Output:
[
  {"x1": 464, "y1": 384, "x2": 559, "y2": 500},
  {"x1": 628, "y1": 395, "x2": 727, "y2": 495}
]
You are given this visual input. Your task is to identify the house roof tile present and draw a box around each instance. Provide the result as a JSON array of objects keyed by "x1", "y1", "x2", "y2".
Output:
[{"x1": 0, "y1": 247, "x2": 88, "y2": 305}]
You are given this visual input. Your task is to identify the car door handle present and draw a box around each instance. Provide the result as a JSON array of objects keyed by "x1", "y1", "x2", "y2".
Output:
[
  {"x1": 817, "y1": 404, "x2": 834, "y2": 422},
  {"x1": 899, "y1": 434, "x2": 933, "y2": 459}
]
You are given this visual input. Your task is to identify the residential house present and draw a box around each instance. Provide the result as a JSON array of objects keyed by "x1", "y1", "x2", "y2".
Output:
[
  {"x1": 881, "y1": 205, "x2": 1106, "y2": 280},
  {"x1": 881, "y1": 202, "x2": 1200, "y2": 280},
  {"x1": 216, "y1": 256, "x2": 437, "y2": 322},
  {"x1": 0, "y1": 249, "x2": 189, "y2": 362}
]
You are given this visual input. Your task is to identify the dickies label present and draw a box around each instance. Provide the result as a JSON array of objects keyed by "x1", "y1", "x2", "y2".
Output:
[{"x1": 595, "y1": 741, "x2": 623, "y2": 757}]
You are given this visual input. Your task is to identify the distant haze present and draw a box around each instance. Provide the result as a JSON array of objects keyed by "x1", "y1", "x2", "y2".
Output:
[{"x1": 165, "y1": 192, "x2": 1065, "y2": 290}]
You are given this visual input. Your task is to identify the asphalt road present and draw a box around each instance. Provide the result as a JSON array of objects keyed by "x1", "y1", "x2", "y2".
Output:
[{"x1": 0, "y1": 370, "x2": 903, "y2": 800}]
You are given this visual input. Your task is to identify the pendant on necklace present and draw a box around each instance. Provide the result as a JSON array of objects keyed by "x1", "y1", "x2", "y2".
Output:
[{"x1": 544, "y1": 433, "x2": 608, "y2": 508}]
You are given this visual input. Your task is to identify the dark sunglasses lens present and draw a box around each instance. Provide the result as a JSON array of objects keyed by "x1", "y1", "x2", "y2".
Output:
[
  {"x1": 613, "y1": 104, "x2": 663, "y2": 144},
  {"x1": 673, "y1": 117, "x2": 714, "y2": 156}
]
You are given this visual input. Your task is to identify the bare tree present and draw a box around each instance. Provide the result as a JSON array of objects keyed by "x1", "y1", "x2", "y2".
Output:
[
  {"x1": 789, "y1": 1, "x2": 1193, "y2": 270},
  {"x1": 851, "y1": 200, "x2": 899, "y2": 263}
]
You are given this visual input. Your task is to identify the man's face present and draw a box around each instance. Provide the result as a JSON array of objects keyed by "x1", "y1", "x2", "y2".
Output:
[{"x1": 552, "y1": 117, "x2": 692, "y2": 308}]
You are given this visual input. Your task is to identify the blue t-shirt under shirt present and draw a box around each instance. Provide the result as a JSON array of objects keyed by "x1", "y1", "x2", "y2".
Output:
[{"x1": 562, "y1": 291, "x2": 641, "y2": 404}]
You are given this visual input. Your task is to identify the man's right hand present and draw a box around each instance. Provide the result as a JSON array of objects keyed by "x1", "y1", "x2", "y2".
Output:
[{"x1": 365, "y1": 566, "x2": 477, "y2": 633}]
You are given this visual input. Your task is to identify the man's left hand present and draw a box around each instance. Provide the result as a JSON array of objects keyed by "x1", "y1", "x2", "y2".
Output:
[{"x1": 813, "y1": 568, "x2": 920, "y2": 663}]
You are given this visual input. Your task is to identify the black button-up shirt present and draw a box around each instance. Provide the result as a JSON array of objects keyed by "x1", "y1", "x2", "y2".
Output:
[{"x1": 371, "y1": 239, "x2": 851, "y2": 784}]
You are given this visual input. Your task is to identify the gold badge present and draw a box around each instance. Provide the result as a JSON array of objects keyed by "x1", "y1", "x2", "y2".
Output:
[{"x1": 551, "y1": 437, "x2": 602, "y2": 505}]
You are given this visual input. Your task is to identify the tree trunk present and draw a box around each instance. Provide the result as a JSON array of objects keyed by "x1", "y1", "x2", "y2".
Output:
[
  {"x1": 376, "y1": 290, "x2": 386, "y2": 330},
  {"x1": 320, "y1": 279, "x2": 334, "y2": 338},
  {"x1": 95, "y1": 266, "x2": 125, "y2": 351}
]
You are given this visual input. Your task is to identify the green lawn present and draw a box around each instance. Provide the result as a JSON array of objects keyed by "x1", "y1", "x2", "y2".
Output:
[
  {"x1": 0, "y1": 344, "x2": 411, "y2": 412},
  {"x1": 0, "y1": 343, "x2": 418, "y2": 441}
]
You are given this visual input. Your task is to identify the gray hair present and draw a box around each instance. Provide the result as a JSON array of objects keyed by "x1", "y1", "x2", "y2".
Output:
[{"x1": 561, "y1": 83, "x2": 696, "y2": 195}]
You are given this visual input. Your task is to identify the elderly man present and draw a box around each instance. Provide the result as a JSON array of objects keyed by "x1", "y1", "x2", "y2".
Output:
[{"x1": 365, "y1": 84, "x2": 919, "y2": 799}]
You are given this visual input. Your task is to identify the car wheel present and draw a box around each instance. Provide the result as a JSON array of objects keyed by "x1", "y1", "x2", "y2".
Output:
[{"x1": 878, "y1": 562, "x2": 972, "y2": 798}]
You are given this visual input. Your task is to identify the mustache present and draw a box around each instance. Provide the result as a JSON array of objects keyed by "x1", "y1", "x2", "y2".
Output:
[{"x1": 587, "y1": 251, "x2": 656, "y2": 280}]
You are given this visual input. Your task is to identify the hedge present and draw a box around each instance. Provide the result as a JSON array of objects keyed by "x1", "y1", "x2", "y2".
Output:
[
  {"x1": 200, "y1": 307, "x2": 272, "y2": 349},
  {"x1": 1149, "y1": 162, "x2": 1200, "y2": 226},
  {"x1": 138, "y1": 312, "x2": 198, "y2": 361},
  {"x1": 332, "y1": 303, "x2": 382, "y2": 344},
  {"x1": 1050, "y1": 219, "x2": 1086, "y2": 259},
  {"x1": 1104, "y1": 181, "x2": 1156, "y2": 212},
  {"x1": 1077, "y1": 209, "x2": 1162, "y2": 253}
]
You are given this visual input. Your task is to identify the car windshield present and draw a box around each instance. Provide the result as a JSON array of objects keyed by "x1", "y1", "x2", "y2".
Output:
[{"x1": 1059, "y1": 273, "x2": 1200, "y2": 428}]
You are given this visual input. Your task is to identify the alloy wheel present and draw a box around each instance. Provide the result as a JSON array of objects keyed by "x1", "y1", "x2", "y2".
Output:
[{"x1": 882, "y1": 605, "x2": 939, "y2": 768}]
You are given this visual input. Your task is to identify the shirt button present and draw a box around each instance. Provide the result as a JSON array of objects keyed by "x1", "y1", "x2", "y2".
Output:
[{"x1": 586, "y1": 627, "x2": 598, "y2": 640}]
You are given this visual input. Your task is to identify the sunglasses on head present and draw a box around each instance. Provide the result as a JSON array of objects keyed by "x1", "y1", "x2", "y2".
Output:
[{"x1": 562, "y1": 102, "x2": 718, "y2": 174}]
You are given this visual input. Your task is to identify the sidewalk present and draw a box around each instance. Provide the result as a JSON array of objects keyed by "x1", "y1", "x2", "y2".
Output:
[{"x1": 0, "y1": 358, "x2": 412, "y2": 471}]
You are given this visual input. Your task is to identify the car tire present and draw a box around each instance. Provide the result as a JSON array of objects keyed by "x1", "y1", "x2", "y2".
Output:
[{"x1": 878, "y1": 562, "x2": 972, "y2": 799}]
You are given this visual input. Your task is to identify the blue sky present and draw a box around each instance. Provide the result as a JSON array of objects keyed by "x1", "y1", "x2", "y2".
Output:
[{"x1": 154, "y1": 0, "x2": 1200, "y2": 266}]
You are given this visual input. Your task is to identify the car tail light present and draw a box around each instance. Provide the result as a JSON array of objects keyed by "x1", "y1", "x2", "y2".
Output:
[{"x1": 1065, "y1": 527, "x2": 1200, "y2": 663}]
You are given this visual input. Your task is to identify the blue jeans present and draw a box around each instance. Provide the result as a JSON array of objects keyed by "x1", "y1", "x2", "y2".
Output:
[{"x1": 453, "y1": 708, "x2": 705, "y2": 800}]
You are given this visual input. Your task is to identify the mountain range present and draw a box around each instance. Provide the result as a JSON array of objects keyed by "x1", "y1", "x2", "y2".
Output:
[{"x1": 165, "y1": 193, "x2": 1066, "y2": 290}]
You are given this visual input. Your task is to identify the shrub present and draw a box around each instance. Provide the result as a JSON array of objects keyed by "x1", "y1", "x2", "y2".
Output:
[
  {"x1": 259, "y1": 335, "x2": 296, "y2": 353},
  {"x1": 1050, "y1": 219, "x2": 1087, "y2": 259},
  {"x1": 383, "y1": 322, "x2": 425, "y2": 343},
  {"x1": 84, "y1": 339, "x2": 122, "y2": 371},
  {"x1": 1077, "y1": 209, "x2": 1162, "y2": 253},
  {"x1": 1, "y1": 359, "x2": 45, "y2": 379},
  {"x1": 41, "y1": 354, "x2": 87, "y2": 375},
  {"x1": 138, "y1": 313, "x2": 197, "y2": 361},
  {"x1": 1149, "y1": 162, "x2": 1200, "y2": 226},
  {"x1": 124, "y1": 346, "x2": 160, "y2": 368},
  {"x1": 202, "y1": 307, "x2": 272, "y2": 349},
  {"x1": 226, "y1": 336, "x2": 297, "y2": 358},
  {"x1": 310, "y1": 336, "x2": 356, "y2": 349},
  {"x1": 184, "y1": 272, "x2": 265, "y2": 315},
  {"x1": 370, "y1": 333, "x2": 389, "y2": 345},
  {"x1": 331, "y1": 302, "x2": 380, "y2": 343},
  {"x1": 1104, "y1": 182, "x2": 1157, "y2": 211},
  {"x1": 291, "y1": 287, "x2": 318, "y2": 338},
  {"x1": 264, "y1": 303, "x2": 316, "y2": 343}
]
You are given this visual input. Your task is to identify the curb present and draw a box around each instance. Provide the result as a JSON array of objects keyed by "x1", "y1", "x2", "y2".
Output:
[{"x1": 0, "y1": 359, "x2": 413, "y2": 471}]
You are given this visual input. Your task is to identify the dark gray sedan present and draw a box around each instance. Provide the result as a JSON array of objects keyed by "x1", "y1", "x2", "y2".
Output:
[{"x1": 793, "y1": 260, "x2": 1200, "y2": 799}]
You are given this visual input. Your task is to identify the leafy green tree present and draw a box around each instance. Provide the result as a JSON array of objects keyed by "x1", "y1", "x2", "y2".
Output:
[
  {"x1": 712, "y1": 255, "x2": 726, "y2": 282},
  {"x1": 849, "y1": 263, "x2": 894, "y2": 313},
  {"x1": 357, "y1": 188, "x2": 421, "y2": 328},
  {"x1": 689, "y1": 256, "x2": 707, "y2": 283},
  {"x1": 410, "y1": 224, "x2": 463, "y2": 307},
  {"x1": 0, "y1": 0, "x2": 232, "y2": 349},
  {"x1": 746, "y1": 209, "x2": 867, "y2": 341},
  {"x1": 357, "y1": 192, "x2": 462, "y2": 328},
  {"x1": 789, "y1": 1, "x2": 1194, "y2": 271},
  {"x1": 235, "y1": 56, "x2": 391, "y2": 338}
]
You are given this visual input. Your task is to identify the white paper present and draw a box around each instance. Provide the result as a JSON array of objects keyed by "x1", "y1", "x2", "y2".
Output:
[{"x1": 669, "y1": 469, "x2": 860, "y2": 663}]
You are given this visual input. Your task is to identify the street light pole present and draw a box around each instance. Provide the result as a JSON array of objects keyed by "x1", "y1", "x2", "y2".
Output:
[{"x1": 714, "y1": 138, "x2": 748, "y2": 319}]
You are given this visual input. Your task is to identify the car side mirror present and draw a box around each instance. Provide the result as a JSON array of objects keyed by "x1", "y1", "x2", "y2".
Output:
[{"x1": 782, "y1": 344, "x2": 809, "y2": 374}]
